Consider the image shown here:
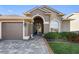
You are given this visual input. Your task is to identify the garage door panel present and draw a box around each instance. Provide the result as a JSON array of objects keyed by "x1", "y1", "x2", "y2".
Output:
[{"x1": 2, "y1": 22, "x2": 23, "y2": 40}]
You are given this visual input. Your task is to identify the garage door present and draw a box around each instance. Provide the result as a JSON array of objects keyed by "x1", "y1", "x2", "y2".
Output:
[{"x1": 2, "y1": 22, "x2": 23, "y2": 40}]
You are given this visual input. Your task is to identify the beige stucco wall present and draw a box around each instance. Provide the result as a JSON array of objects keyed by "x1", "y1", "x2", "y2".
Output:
[
  {"x1": 30, "y1": 23, "x2": 34, "y2": 34},
  {"x1": 70, "y1": 20, "x2": 79, "y2": 31},
  {"x1": 28, "y1": 23, "x2": 33, "y2": 36},
  {"x1": 44, "y1": 24, "x2": 49, "y2": 33},
  {"x1": 31, "y1": 9, "x2": 63, "y2": 33},
  {"x1": 61, "y1": 20, "x2": 70, "y2": 32},
  {"x1": 31, "y1": 9, "x2": 49, "y2": 22},
  {"x1": 68, "y1": 13, "x2": 79, "y2": 31},
  {"x1": 49, "y1": 12, "x2": 62, "y2": 32},
  {"x1": 26, "y1": 8, "x2": 63, "y2": 33},
  {"x1": 25, "y1": 22, "x2": 29, "y2": 36}
]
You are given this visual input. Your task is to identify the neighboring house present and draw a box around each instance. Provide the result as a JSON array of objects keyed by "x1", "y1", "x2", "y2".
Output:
[
  {"x1": 65, "y1": 13, "x2": 79, "y2": 32},
  {"x1": 0, "y1": 5, "x2": 72, "y2": 40}
]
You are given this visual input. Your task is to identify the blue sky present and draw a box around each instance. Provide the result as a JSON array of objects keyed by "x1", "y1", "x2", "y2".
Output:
[{"x1": 0, "y1": 5, "x2": 79, "y2": 15}]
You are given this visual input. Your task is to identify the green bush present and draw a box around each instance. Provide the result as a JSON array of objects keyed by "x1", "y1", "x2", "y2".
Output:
[
  {"x1": 44, "y1": 32, "x2": 78, "y2": 42},
  {"x1": 60, "y1": 32, "x2": 69, "y2": 40},
  {"x1": 60, "y1": 32, "x2": 77, "y2": 42},
  {"x1": 44, "y1": 32, "x2": 61, "y2": 39},
  {"x1": 68, "y1": 32, "x2": 77, "y2": 42}
]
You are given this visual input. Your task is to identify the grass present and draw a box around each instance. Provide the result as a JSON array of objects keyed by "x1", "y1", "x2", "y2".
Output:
[{"x1": 49, "y1": 42, "x2": 79, "y2": 54}]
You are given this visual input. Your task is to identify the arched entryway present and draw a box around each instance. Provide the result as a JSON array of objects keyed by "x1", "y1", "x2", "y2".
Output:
[{"x1": 33, "y1": 16, "x2": 44, "y2": 35}]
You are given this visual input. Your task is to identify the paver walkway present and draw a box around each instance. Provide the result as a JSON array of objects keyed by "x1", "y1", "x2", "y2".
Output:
[{"x1": 0, "y1": 36, "x2": 51, "y2": 54}]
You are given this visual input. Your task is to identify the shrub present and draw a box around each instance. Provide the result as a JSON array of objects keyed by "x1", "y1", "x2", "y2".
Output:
[
  {"x1": 44, "y1": 32, "x2": 78, "y2": 42},
  {"x1": 68, "y1": 32, "x2": 77, "y2": 42},
  {"x1": 60, "y1": 32, "x2": 69, "y2": 40},
  {"x1": 75, "y1": 34, "x2": 79, "y2": 43},
  {"x1": 44, "y1": 32, "x2": 61, "y2": 39},
  {"x1": 60, "y1": 32, "x2": 77, "y2": 42},
  {"x1": 44, "y1": 32, "x2": 61, "y2": 41}
]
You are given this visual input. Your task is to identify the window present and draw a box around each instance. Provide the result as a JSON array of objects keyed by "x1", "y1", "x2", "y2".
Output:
[{"x1": 50, "y1": 20, "x2": 59, "y2": 32}]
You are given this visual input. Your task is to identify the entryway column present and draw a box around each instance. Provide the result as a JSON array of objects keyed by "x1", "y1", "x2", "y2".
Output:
[
  {"x1": 44, "y1": 22, "x2": 49, "y2": 33},
  {"x1": 23, "y1": 16, "x2": 33, "y2": 40},
  {"x1": 23, "y1": 20, "x2": 30, "y2": 40}
]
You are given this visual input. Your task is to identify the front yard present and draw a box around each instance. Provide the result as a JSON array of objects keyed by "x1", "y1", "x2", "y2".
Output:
[
  {"x1": 44, "y1": 32, "x2": 79, "y2": 54},
  {"x1": 49, "y1": 42, "x2": 79, "y2": 54}
]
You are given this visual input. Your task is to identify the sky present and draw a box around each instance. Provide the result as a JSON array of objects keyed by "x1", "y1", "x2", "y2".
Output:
[{"x1": 0, "y1": 5, "x2": 79, "y2": 15}]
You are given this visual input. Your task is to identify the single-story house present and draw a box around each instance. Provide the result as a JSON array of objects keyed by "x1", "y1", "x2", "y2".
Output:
[{"x1": 0, "y1": 5, "x2": 74, "y2": 40}]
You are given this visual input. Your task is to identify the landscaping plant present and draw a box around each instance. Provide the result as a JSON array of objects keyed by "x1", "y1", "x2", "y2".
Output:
[{"x1": 44, "y1": 32, "x2": 78, "y2": 42}]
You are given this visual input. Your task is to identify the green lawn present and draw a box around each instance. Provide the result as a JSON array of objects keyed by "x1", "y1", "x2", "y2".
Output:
[{"x1": 49, "y1": 42, "x2": 79, "y2": 54}]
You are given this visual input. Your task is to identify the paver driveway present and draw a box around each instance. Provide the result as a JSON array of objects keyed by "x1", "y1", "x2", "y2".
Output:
[{"x1": 0, "y1": 36, "x2": 50, "y2": 54}]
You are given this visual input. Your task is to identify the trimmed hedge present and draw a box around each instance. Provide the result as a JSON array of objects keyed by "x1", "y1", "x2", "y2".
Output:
[
  {"x1": 44, "y1": 32, "x2": 78, "y2": 42},
  {"x1": 60, "y1": 32, "x2": 77, "y2": 42},
  {"x1": 44, "y1": 32, "x2": 60, "y2": 39}
]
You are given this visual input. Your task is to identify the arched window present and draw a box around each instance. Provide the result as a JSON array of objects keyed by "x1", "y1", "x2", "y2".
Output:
[{"x1": 50, "y1": 20, "x2": 59, "y2": 32}]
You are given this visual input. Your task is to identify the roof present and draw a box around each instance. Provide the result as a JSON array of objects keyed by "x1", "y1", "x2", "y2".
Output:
[
  {"x1": 63, "y1": 13, "x2": 79, "y2": 20},
  {"x1": 68, "y1": 13, "x2": 79, "y2": 19},
  {"x1": 0, "y1": 15, "x2": 32, "y2": 20},
  {"x1": 63, "y1": 13, "x2": 74, "y2": 20},
  {"x1": 24, "y1": 5, "x2": 64, "y2": 15}
]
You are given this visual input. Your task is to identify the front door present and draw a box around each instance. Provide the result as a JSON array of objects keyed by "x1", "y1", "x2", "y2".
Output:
[{"x1": 33, "y1": 16, "x2": 44, "y2": 35}]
